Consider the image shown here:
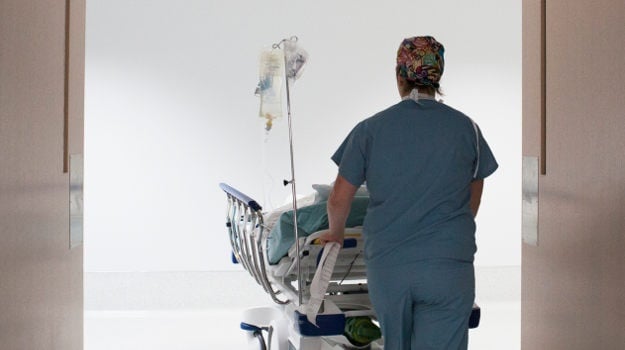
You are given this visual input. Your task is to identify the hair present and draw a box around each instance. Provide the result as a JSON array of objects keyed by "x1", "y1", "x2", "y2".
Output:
[
  {"x1": 406, "y1": 80, "x2": 442, "y2": 96},
  {"x1": 396, "y1": 66, "x2": 443, "y2": 96}
]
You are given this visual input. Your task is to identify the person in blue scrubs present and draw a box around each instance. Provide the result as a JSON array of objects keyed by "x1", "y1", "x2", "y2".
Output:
[{"x1": 319, "y1": 36, "x2": 498, "y2": 349}]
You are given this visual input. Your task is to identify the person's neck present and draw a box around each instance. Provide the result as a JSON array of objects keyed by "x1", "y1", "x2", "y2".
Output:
[
  {"x1": 401, "y1": 88, "x2": 436, "y2": 100},
  {"x1": 401, "y1": 88, "x2": 436, "y2": 98}
]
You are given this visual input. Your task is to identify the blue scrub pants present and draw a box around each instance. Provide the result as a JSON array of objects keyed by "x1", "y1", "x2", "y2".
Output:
[{"x1": 367, "y1": 259, "x2": 475, "y2": 350}]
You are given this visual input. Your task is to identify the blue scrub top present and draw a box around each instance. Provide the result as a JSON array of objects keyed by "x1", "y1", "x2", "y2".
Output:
[{"x1": 332, "y1": 99, "x2": 498, "y2": 268}]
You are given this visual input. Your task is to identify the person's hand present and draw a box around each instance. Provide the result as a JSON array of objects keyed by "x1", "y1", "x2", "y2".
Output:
[{"x1": 316, "y1": 229, "x2": 344, "y2": 247}]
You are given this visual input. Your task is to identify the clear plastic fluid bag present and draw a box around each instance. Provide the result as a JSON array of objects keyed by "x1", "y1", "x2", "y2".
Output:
[
  {"x1": 256, "y1": 49, "x2": 285, "y2": 131},
  {"x1": 284, "y1": 39, "x2": 309, "y2": 81}
]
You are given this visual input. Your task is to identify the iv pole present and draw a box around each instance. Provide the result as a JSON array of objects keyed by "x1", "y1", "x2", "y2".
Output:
[{"x1": 273, "y1": 36, "x2": 304, "y2": 306}]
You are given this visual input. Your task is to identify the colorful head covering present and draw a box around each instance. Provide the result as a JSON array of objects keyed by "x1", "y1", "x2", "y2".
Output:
[{"x1": 396, "y1": 36, "x2": 445, "y2": 88}]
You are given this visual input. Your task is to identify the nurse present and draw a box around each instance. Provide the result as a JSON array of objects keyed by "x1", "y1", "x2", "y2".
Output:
[{"x1": 319, "y1": 36, "x2": 498, "y2": 349}]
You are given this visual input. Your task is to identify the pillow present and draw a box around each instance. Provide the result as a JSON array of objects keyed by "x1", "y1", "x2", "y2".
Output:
[
  {"x1": 311, "y1": 184, "x2": 333, "y2": 203},
  {"x1": 312, "y1": 183, "x2": 369, "y2": 203}
]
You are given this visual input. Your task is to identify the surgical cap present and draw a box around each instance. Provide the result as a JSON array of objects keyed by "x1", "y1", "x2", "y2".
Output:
[{"x1": 396, "y1": 36, "x2": 445, "y2": 88}]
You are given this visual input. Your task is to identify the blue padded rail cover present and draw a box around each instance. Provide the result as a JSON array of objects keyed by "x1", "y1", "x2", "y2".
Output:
[
  {"x1": 294, "y1": 310, "x2": 345, "y2": 337},
  {"x1": 219, "y1": 183, "x2": 262, "y2": 211}
]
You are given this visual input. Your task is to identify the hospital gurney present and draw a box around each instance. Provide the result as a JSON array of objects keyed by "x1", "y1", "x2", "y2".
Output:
[{"x1": 219, "y1": 183, "x2": 481, "y2": 350}]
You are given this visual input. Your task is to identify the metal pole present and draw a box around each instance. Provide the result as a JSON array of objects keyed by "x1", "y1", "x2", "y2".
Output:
[{"x1": 283, "y1": 41, "x2": 303, "y2": 306}]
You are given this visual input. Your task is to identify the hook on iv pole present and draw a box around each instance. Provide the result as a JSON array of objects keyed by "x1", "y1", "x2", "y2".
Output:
[{"x1": 272, "y1": 36, "x2": 298, "y2": 50}]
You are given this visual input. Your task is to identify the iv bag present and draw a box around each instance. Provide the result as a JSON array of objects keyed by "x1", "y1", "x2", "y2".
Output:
[
  {"x1": 284, "y1": 40, "x2": 309, "y2": 81},
  {"x1": 256, "y1": 49, "x2": 285, "y2": 131}
]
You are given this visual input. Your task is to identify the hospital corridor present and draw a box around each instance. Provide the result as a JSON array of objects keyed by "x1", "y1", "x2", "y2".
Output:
[
  {"x1": 2, "y1": 0, "x2": 624, "y2": 349},
  {"x1": 82, "y1": 269, "x2": 520, "y2": 349}
]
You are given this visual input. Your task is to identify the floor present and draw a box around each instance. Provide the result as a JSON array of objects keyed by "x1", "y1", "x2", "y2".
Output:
[{"x1": 84, "y1": 268, "x2": 520, "y2": 349}]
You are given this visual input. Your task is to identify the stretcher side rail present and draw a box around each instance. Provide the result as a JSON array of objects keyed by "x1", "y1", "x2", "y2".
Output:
[{"x1": 220, "y1": 183, "x2": 288, "y2": 305}]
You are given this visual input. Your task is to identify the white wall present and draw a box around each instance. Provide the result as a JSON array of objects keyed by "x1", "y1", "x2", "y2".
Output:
[{"x1": 85, "y1": 0, "x2": 521, "y2": 272}]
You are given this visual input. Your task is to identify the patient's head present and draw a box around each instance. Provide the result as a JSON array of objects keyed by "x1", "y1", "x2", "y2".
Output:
[{"x1": 395, "y1": 36, "x2": 445, "y2": 96}]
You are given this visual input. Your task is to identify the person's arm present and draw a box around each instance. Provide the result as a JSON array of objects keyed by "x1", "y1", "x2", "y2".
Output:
[
  {"x1": 318, "y1": 175, "x2": 359, "y2": 245},
  {"x1": 470, "y1": 179, "x2": 484, "y2": 217}
]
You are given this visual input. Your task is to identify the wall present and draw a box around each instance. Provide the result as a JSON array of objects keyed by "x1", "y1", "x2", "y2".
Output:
[
  {"x1": 85, "y1": 0, "x2": 522, "y2": 272},
  {"x1": 0, "y1": 0, "x2": 85, "y2": 349},
  {"x1": 522, "y1": 0, "x2": 625, "y2": 348}
]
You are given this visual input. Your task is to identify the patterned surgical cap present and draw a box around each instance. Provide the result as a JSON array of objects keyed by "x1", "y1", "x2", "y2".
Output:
[{"x1": 396, "y1": 36, "x2": 445, "y2": 88}]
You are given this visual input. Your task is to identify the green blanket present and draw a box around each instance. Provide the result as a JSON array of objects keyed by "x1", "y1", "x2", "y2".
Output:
[{"x1": 266, "y1": 197, "x2": 369, "y2": 264}]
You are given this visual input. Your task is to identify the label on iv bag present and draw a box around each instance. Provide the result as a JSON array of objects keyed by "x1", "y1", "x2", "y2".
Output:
[{"x1": 306, "y1": 242, "x2": 340, "y2": 326}]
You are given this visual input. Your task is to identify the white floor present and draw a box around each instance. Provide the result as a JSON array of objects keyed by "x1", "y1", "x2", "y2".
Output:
[{"x1": 84, "y1": 268, "x2": 520, "y2": 350}]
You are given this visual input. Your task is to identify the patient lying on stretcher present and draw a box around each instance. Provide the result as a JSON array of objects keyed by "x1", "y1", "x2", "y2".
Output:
[{"x1": 264, "y1": 184, "x2": 369, "y2": 264}]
